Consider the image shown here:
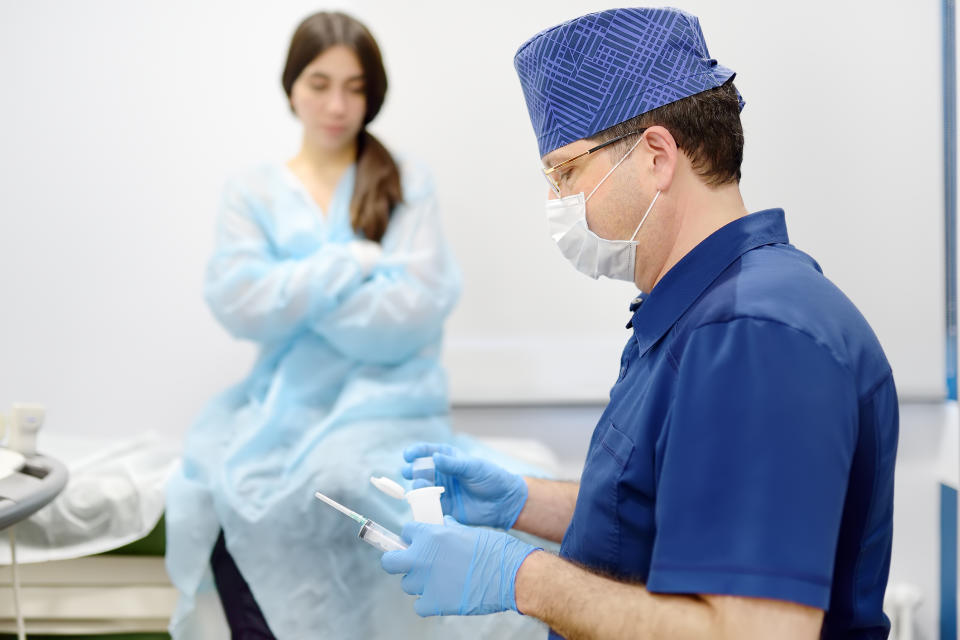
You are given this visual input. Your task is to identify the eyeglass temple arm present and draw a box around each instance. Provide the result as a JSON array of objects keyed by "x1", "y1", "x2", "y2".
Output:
[{"x1": 544, "y1": 129, "x2": 647, "y2": 176}]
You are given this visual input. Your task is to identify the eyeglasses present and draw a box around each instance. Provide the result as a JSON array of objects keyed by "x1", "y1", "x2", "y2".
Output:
[{"x1": 542, "y1": 129, "x2": 647, "y2": 197}]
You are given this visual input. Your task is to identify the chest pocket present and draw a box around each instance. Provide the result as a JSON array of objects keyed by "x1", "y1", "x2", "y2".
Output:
[{"x1": 562, "y1": 420, "x2": 636, "y2": 576}]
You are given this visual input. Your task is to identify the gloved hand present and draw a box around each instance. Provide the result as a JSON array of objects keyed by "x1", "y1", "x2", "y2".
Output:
[
  {"x1": 381, "y1": 516, "x2": 540, "y2": 617},
  {"x1": 401, "y1": 443, "x2": 528, "y2": 530},
  {"x1": 348, "y1": 239, "x2": 382, "y2": 278}
]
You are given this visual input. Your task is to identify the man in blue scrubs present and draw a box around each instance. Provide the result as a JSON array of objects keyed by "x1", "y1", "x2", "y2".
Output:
[{"x1": 381, "y1": 7, "x2": 898, "y2": 639}]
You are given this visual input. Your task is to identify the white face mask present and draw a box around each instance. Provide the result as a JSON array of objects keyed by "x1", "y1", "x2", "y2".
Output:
[{"x1": 545, "y1": 137, "x2": 660, "y2": 282}]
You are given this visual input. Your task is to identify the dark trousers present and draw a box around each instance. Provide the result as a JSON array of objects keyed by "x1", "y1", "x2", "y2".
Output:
[{"x1": 210, "y1": 531, "x2": 278, "y2": 640}]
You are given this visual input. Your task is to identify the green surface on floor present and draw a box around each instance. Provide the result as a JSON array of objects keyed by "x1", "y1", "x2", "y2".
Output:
[
  {"x1": 0, "y1": 635, "x2": 170, "y2": 640},
  {"x1": 101, "y1": 516, "x2": 166, "y2": 557}
]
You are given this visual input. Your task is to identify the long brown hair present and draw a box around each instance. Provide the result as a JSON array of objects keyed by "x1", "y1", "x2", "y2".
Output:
[{"x1": 282, "y1": 12, "x2": 402, "y2": 242}]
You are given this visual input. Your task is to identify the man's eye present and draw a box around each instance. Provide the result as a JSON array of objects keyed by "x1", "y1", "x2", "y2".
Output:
[{"x1": 310, "y1": 83, "x2": 328, "y2": 91}]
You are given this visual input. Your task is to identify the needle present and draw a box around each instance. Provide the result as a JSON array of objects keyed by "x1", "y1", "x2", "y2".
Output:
[{"x1": 314, "y1": 491, "x2": 366, "y2": 525}]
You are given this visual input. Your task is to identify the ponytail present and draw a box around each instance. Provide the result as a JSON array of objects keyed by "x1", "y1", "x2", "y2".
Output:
[{"x1": 351, "y1": 130, "x2": 402, "y2": 242}]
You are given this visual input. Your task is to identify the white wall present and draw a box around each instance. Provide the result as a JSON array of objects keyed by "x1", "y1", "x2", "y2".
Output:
[{"x1": 0, "y1": 0, "x2": 946, "y2": 442}]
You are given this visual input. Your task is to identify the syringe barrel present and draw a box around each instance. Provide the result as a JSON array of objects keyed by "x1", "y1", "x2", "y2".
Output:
[{"x1": 358, "y1": 520, "x2": 408, "y2": 552}]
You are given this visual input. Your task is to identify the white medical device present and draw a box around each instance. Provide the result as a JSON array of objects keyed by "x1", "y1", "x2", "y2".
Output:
[
  {"x1": 8, "y1": 404, "x2": 45, "y2": 457},
  {"x1": 0, "y1": 402, "x2": 66, "y2": 640},
  {"x1": 0, "y1": 402, "x2": 65, "y2": 529}
]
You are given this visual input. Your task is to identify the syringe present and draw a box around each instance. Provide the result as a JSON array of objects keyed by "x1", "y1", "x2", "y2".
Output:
[{"x1": 314, "y1": 491, "x2": 409, "y2": 553}]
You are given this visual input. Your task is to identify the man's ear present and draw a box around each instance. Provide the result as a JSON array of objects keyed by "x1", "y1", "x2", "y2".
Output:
[{"x1": 641, "y1": 125, "x2": 678, "y2": 192}]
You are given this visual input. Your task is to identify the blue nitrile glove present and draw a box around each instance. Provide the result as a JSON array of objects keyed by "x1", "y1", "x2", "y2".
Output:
[
  {"x1": 380, "y1": 515, "x2": 540, "y2": 617},
  {"x1": 401, "y1": 443, "x2": 528, "y2": 530}
]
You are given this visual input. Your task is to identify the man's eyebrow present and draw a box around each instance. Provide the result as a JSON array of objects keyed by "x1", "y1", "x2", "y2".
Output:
[{"x1": 542, "y1": 151, "x2": 570, "y2": 169}]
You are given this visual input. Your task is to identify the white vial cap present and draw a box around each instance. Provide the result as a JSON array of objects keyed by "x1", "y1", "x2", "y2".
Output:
[{"x1": 411, "y1": 456, "x2": 436, "y2": 483}]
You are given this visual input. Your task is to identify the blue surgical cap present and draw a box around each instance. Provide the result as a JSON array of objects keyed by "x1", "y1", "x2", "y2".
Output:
[{"x1": 514, "y1": 7, "x2": 743, "y2": 157}]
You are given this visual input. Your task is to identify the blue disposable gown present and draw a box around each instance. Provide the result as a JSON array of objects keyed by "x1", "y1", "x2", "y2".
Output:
[{"x1": 165, "y1": 160, "x2": 546, "y2": 639}]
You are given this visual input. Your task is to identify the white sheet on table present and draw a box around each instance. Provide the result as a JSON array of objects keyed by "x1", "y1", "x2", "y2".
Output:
[{"x1": 0, "y1": 431, "x2": 179, "y2": 565}]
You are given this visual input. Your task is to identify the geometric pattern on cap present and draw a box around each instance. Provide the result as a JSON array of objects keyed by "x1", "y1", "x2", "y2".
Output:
[{"x1": 514, "y1": 7, "x2": 741, "y2": 156}]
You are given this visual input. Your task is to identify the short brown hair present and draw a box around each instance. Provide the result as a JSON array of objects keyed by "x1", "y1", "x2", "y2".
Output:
[
  {"x1": 590, "y1": 81, "x2": 744, "y2": 186},
  {"x1": 282, "y1": 12, "x2": 401, "y2": 242}
]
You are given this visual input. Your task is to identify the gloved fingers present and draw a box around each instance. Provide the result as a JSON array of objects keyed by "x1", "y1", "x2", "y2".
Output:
[
  {"x1": 401, "y1": 571, "x2": 425, "y2": 596},
  {"x1": 414, "y1": 596, "x2": 441, "y2": 618},
  {"x1": 403, "y1": 442, "x2": 455, "y2": 463},
  {"x1": 400, "y1": 520, "x2": 432, "y2": 544},
  {"x1": 432, "y1": 452, "x2": 479, "y2": 478},
  {"x1": 401, "y1": 463, "x2": 414, "y2": 479},
  {"x1": 411, "y1": 478, "x2": 433, "y2": 489},
  {"x1": 347, "y1": 240, "x2": 383, "y2": 279},
  {"x1": 380, "y1": 549, "x2": 412, "y2": 574},
  {"x1": 439, "y1": 490, "x2": 454, "y2": 516}
]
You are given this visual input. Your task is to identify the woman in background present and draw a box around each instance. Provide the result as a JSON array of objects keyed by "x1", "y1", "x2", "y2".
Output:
[{"x1": 164, "y1": 11, "x2": 544, "y2": 640}]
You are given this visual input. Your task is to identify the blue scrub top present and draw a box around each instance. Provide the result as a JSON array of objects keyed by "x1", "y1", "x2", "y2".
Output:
[{"x1": 552, "y1": 210, "x2": 898, "y2": 640}]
